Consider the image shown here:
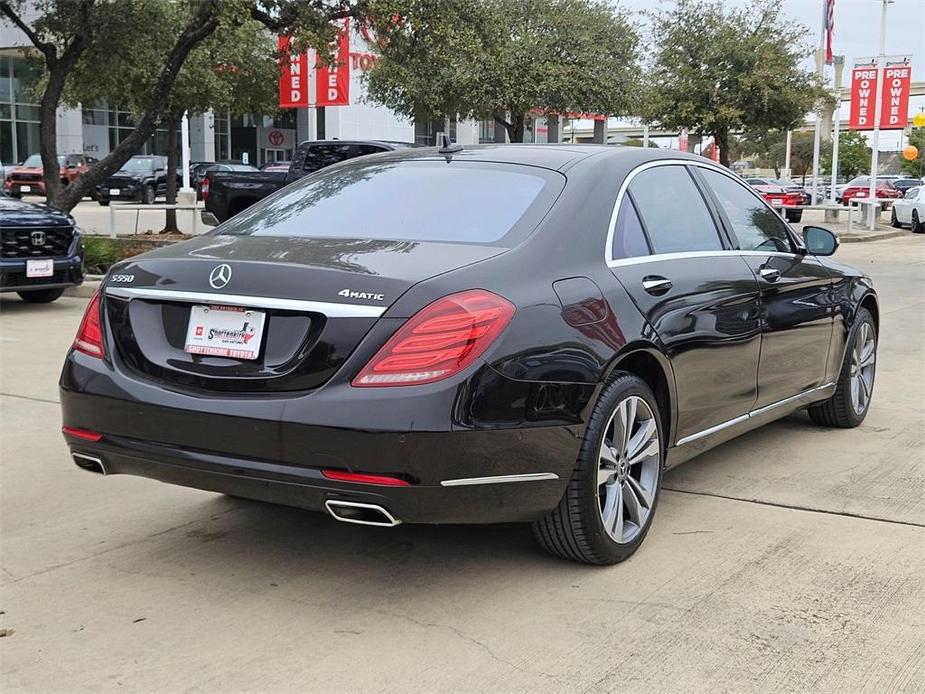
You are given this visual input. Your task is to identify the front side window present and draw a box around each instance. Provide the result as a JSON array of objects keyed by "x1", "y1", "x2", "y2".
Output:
[
  {"x1": 301, "y1": 144, "x2": 357, "y2": 173},
  {"x1": 627, "y1": 165, "x2": 723, "y2": 254},
  {"x1": 904, "y1": 187, "x2": 919, "y2": 200},
  {"x1": 699, "y1": 168, "x2": 793, "y2": 253}
]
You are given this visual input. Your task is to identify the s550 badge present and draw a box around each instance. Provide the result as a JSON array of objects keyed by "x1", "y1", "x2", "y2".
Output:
[{"x1": 338, "y1": 289, "x2": 385, "y2": 301}]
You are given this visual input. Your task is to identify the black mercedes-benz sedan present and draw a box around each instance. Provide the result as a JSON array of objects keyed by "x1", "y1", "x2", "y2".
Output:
[
  {"x1": 1, "y1": 191, "x2": 84, "y2": 302},
  {"x1": 60, "y1": 145, "x2": 878, "y2": 564}
]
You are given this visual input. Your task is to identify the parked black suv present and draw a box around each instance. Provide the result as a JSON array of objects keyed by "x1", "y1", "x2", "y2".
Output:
[
  {"x1": 203, "y1": 140, "x2": 421, "y2": 223},
  {"x1": 1, "y1": 190, "x2": 84, "y2": 302},
  {"x1": 95, "y1": 156, "x2": 172, "y2": 206}
]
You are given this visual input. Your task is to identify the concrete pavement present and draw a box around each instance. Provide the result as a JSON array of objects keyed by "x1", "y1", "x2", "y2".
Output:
[{"x1": 1, "y1": 236, "x2": 924, "y2": 693}]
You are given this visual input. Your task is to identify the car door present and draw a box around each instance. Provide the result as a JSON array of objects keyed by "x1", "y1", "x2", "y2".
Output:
[
  {"x1": 695, "y1": 167, "x2": 834, "y2": 409},
  {"x1": 608, "y1": 163, "x2": 762, "y2": 442},
  {"x1": 895, "y1": 187, "x2": 919, "y2": 224}
]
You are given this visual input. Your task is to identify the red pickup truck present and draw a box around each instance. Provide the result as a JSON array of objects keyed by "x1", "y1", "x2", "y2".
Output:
[{"x1": 4, "y1": 153, "x2": 95, "y2": 198}]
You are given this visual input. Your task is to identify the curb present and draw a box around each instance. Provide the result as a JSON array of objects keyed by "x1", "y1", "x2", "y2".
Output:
[
  {"x1": 839, "y1": 229, "x2": 908, "y2": 243},
  {"x1": 64, "y1": 280, "x2": 101, "y2": 299}
]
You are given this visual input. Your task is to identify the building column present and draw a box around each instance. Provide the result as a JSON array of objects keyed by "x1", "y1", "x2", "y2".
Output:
[
  {"x1": 56, "y1": 107, "x2": 83, "y2": 154},
  {"x1": 546, "y1": 115, "x2": 560, "y2": 144},
  {"x1": 189, "y1": 112, "x2": 215, "y2": 162},
  {"x1": 592, "y1": 119, "x2": 606, "y2": 144}
]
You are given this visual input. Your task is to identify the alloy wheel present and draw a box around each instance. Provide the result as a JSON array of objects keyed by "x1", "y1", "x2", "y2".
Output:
[
  {"x1": 849, "y1": 322, "x2": 876, "y2": 415},
  {"x1": 597, "y1": 395, "x2": 660, "y2": 544}
]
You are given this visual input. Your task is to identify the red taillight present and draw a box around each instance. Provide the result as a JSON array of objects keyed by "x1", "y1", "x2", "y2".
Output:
[
  {"x1": 200, "y1": 176, "x2": 210, "y2": 201},
  {"x1": 62, "y1": 425, "x2": 103, "y2": 442},
  {"x1": 321, "y1": 470, "x2": 410, "y2": 486},
  {"x1": 353, "y1": 289, "x2": 515, "y2": 387},
  {"x1": 73, "y1": 290, "x2": 105, "y2": 358}
]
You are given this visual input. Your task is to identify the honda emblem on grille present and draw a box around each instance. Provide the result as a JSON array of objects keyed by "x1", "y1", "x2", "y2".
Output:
[
  {"x1": 30, "y1": 231, "x2": 46, "y2": 246},
  {"x1": 209, "y1": 264, "x2": 232, "y2": 289}
]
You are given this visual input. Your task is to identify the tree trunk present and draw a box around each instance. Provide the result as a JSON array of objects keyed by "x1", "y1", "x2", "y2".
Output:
[
  {"x1": 162, "y1": 113, "x2": 180, "y2": 233},
  {"x1": 714, "y1": 128, "x2": 731, "y2": 168},
  {"x1": 508, "y1": 113, "x2": 526, "y2": 143}
]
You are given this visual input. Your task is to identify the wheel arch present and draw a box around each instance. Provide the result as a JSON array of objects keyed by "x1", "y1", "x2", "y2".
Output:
[
  {"x1": 604, "y1": 344, "x2": 677, "y2": 450},
  {"x1": 860, "y1": 291, "x2": 879, "y2": 332}
]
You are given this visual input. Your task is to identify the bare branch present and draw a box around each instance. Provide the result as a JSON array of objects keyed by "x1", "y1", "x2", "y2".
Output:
[{"x1": 0, "y1": 1, "x2": 55, "y2": 60}]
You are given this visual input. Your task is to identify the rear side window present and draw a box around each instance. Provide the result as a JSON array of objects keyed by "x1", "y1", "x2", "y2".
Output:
[
  {"x1": 611, "y1": 197, "x2": 650, "y2": 259},
  {"x1": 627, "y1": 166, "x2": 723, "y2": 254},
  {"x1": 699, "y1": 169, "x2": 793, "y2": 253},
  {"x1": 219, "y1": 160, "x2": 563, "y2": 246}
]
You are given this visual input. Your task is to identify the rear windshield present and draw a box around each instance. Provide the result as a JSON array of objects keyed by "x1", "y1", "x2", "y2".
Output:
[{"x1": 217, "y1": 160, "x2": 563, "y2": 246}]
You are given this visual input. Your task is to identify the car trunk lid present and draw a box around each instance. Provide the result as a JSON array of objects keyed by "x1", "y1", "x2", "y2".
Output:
[{"x1": 103, "y1": 234, "x2": 504, "y2": 392}]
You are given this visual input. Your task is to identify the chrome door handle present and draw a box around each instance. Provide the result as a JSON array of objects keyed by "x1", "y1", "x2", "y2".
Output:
[
  {"x1": 642, "y1": 276, "x2": 672, "y2": 295},
  {"x1": 759, "y1": 267, "x2": 781, "y2": 282}
]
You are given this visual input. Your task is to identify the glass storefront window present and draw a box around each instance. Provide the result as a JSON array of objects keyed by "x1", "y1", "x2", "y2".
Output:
[{"x1": 0, "y1": 56, "x2": 43, "y2": 164}]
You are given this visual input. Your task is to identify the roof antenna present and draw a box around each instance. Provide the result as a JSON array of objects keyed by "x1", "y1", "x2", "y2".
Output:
[{"x1": 438, "y1": 134, "x2": 463, "y2": 155}]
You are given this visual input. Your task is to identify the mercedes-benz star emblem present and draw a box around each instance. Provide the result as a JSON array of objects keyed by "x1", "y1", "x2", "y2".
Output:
[
  {"x1": 30, "y1": 231, "x2": 46, "y2": 246},
  {"x1": 209, "y1": 264, "x2": 232, "y2": 289}
]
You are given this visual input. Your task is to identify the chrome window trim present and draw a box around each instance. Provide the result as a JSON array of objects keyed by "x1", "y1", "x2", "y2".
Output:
[
  {"x1": 105, "y1": 286, "x2": 387, "y2": 318},
  {"x1": 676, "y1": 382, "x2": 835, "y2": 446},
  {"x1": 605, "y1": 158, "x2": 801, "y2": 267},
  {"x1": 440, "y1": 472, "x2": 559, "y2": 487}
]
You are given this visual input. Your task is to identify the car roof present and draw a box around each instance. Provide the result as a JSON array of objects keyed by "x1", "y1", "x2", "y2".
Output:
[{"x1": 323, "y1": 143, "x2": 717, "y2": 173}]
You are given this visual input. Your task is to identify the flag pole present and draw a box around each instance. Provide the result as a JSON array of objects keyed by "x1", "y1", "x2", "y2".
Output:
[
  {"x1": 867, "y1": 0, "x2": 891, "y2": 229},
  {"x1": 810, "y1": 0, "x2": 827, "y2": 205}
]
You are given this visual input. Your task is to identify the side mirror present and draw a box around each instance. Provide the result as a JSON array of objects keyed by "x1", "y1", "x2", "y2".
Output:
[{"x1": 803, "y1": 226, "x2": 839, "y2": 256}]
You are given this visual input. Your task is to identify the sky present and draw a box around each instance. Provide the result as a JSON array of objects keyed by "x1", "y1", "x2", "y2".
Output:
[{"x1": 606, "y1": 0, "x2": 925, "y2": 149}]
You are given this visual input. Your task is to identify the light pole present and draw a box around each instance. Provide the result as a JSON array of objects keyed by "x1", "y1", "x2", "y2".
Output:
[
  {"x1": 809, "y1": 0, "x2": 828, "y2": 205},
  {"x1": 829, "y1": 56, "x2": 845, "y2": 205},
  {"x1": 867, "y1": 0, "x2": 892, "y2": 228}
]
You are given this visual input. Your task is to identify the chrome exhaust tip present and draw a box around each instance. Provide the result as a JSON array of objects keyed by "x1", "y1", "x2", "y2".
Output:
[
  {"x1": 72, "y1": 453, "x2": 106, "y2": 475},
  {"x1": 324, "y1": 500, "x2": 401, "y2": 527}
]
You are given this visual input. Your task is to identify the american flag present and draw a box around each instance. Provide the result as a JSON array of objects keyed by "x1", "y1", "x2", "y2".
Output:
[{"x1": 825, "y1": 0, "x2": 835, "y2": 65}]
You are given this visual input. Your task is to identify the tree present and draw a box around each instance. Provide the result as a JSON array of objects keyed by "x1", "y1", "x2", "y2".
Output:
[
  {"x1": 643, "y1": 0, "x2": 820, "y2": 168},
  {"x1": 0, "y1": 0, "x2": 366, "y2": 212},
  {"x1": 900, "y1": 128, "x2": 925, "y2": 178},
  {"x1": 768, "y1": 130, "x2": 828, "y2": 184},
  {"x1": 62, "y1": 11, "x2": 278, "y2": 231},
  {"x1": 363, "y1": 0, "x2": 640, "y2": 142},
  {"x1": 823, "y1": 130, "x2": 870, "y2": 180}
]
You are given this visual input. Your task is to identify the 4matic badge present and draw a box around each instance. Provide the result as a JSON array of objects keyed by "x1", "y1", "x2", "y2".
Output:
[{"x1": 338, "y1": 289, "x2": 384, "y2": 301}]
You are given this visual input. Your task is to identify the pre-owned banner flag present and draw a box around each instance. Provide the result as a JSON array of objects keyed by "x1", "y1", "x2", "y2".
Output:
[
  {"x1": 278, "y1": 35, "x2": 308, "y2": 108},
  {"x1": 316, "y1": 19, "x2": 351, "y2": 107}
]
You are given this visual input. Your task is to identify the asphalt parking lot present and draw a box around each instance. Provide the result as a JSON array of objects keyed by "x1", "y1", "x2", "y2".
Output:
[{"x1": 1, "y1": 235, "x2": 923, "y2": 693}]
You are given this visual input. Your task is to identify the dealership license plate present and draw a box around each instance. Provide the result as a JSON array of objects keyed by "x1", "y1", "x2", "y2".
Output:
[
  {"x1": 770, "y1": 199, "x2": 783, "y2": 207},
  {"x1": 109, "y1": 188, "x2": 120, "y2": 196},
  {"x1": 184, "y1": 305, "x2": 265, "y2": 360},
  {"x1": 20, "y1": 185, "x2": 31, "y2": 192},
  {"x1": 26, "y1": 259, "x2": 54, "y2": 278}
]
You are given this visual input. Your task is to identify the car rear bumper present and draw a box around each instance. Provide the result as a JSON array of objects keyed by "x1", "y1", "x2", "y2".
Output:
[
  {"x1": 60, "y1": 352, "x2": 586, "y2": 524},
  {"x1": 6, "y1": 180, "x2": 46, "y2": 195}
]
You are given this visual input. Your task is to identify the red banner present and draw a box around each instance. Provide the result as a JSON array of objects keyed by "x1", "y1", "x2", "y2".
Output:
[
  {"x1": 316, "y1": 19, "x2": 351, "y2": 107},
  {"x1": 278, "y1": 36, "x2": 308, "y2": 108},
  {"x1": 849, "y1": 62, "x2": 878, "y2": 130},
  {"x1": 849, "y1": 57, "x2": 912, "y2": 130},
  {"x1": 880, "y1": 61, "x2": 911, "y2": 129}
]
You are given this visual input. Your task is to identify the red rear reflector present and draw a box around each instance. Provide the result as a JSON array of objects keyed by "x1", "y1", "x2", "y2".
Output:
[
  {"x1": 73, "y1": 290, "x2": 105, "y2": 358},
  {"x1": 200, "y1": 176, "x2": 210, "y2": 201},
  {"x1": 322, "y1": 470, "x2": 410, "y2": 487},
  {"x1": 62, "y1": 425, "x2": 103, "y2": 442},
  {"x1": 353, "y1": 289, "x2": 515, "y2": 387}
]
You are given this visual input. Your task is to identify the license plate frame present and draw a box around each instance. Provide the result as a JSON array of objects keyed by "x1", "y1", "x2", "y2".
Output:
[
  {"x1": 20, "y1": 185, "x2": 31, "y2": 192},
  {"x1": 109, "y1": 188, "x2": 120, "y2": 196},
  {"x1": 26, "y1": 259, "x2": 54, "y2": 278},
  {"x1": 184, "y1": 304, "x2": 265, "y2": 360}
]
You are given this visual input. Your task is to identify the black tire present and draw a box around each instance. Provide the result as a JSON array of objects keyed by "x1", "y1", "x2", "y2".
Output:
[
  {"x1": 808, "y1": 307, "x2": 876, "y2": 428},
  {"x1": 142, "y1": 185, "x2": 155, "y2": 204},
  {"x1": 890, "y1": 208, "x2": 902, "y2": 228},
  {"x1": 17, "y1": 288, "x2": 65, "y2": 303},
  {"x1": 532, "y1": 372, "x2": 664, "y2": 565},
  {"x1": 98, "y1": 200, "x2": 110, "y2": 207},
  {"x1": 913, "y1": 211, "x2": 924, "y2": 234},
  {"x1": 10, "y1": 191, "x2": 22, "y2": 199},
  {"x1": 785, "y1": 209, "x2": 803, "y2": 223}
]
